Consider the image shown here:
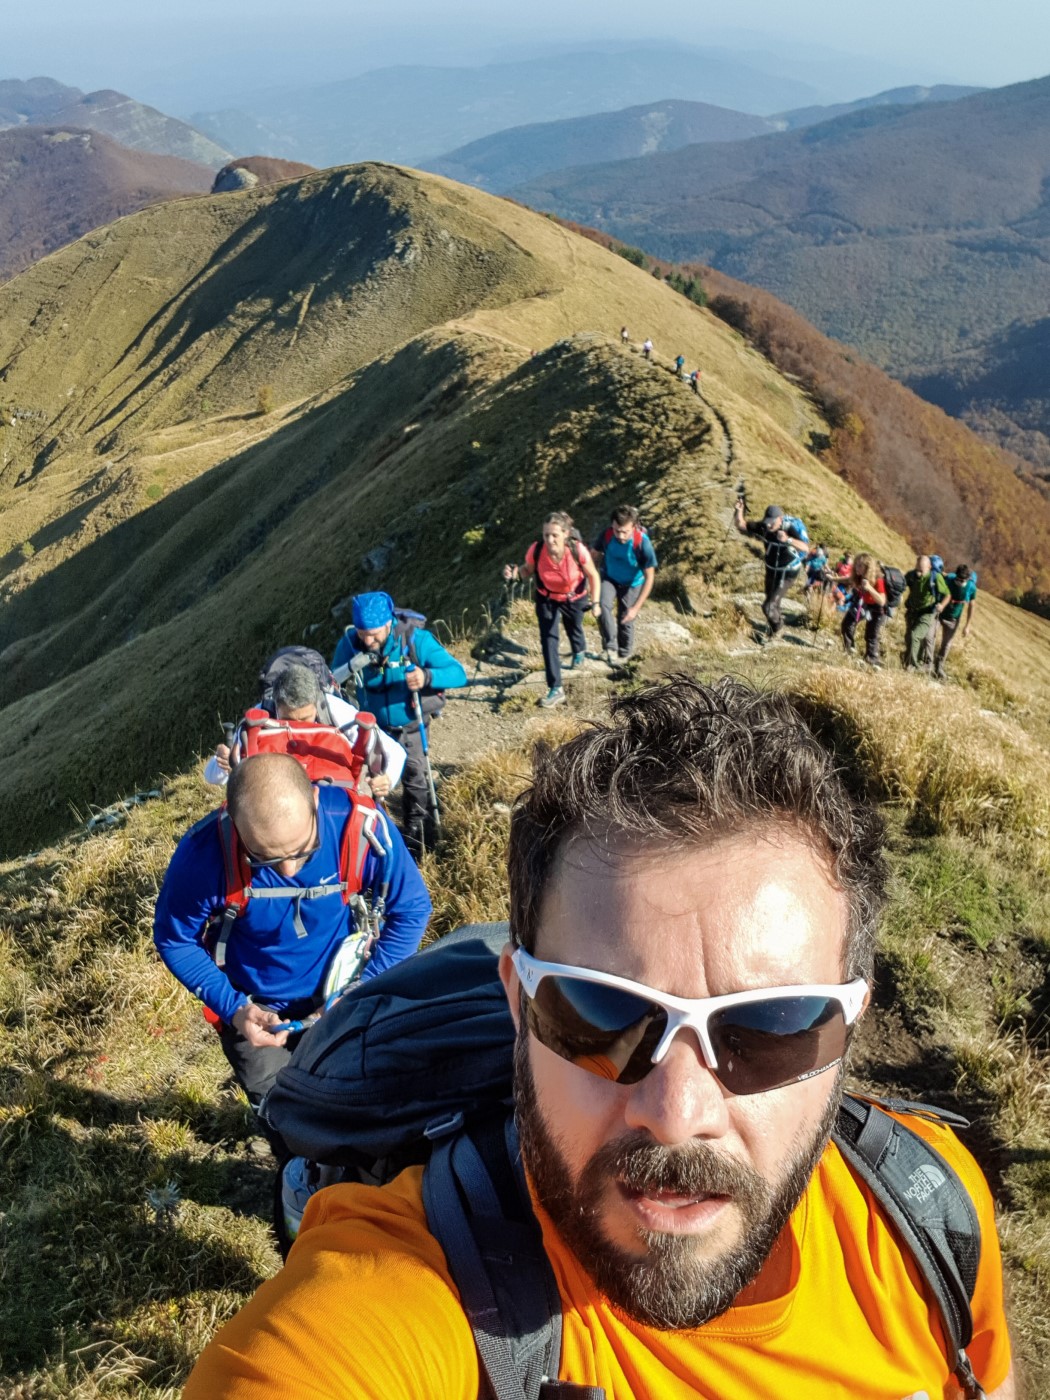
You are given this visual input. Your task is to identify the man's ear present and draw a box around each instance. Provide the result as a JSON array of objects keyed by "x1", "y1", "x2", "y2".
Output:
[
  {"x1": 313, "y1": 786, "x2": 320, "y2": 811},
  {"x1": 499, "y1": 943, "x2": 522, "y2": 1030}
]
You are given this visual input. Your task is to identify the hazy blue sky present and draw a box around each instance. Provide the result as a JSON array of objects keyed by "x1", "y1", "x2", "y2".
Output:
[{"x1": 6, "y1": 0, "x2": 1050, "y2": 113}]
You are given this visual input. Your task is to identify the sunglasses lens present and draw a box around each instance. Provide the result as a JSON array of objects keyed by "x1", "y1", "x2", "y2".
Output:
[
  {"x1": 525, "y1": 975, "x2": 668, "y2": 1086},
  {"x1": 709, "y1": 995, "x2": 848, "y2": 1096}
]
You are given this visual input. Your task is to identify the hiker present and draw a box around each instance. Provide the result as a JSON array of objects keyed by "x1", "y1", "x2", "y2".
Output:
[
  {"x1": 330, "y1": 592, "x2": 467, "y2": 855},
  {"x1": 204, "y1": 662, "x2": 405, "y2": 798},
  {"x1": 674, "y1": 353, "x2": 686, "y2": 377},
  {"x1": 689, "y1": 367, "x2": 702, "y2": 396},
  {"x1": 734, "y1": 500, "x2": 810, "y2": 640},
  {"x1": 840, "y1": 552, "x2": 886, "y2": 668},
  {"x1": 590, "y1": 504, "x2": 658, "y2": 664},
  {"x1": 185, "y1": 676, "x2": 1014, "y2": 1399},
  {"x1": 504, "y1": 512, "x2": 602, "y2": 708},
  {"x1": 642, "y1": 337, "x2": 653, "y2": 360},
  {"x1": 620, "y1": 325, "x2": 629, "y2": 344},
  {"x1": 902, "y1": 554, "x2": 950, "y2": 672},
  {"x1": 934, "y1": 563, "x2": 978, "y2": 680},
  {"x1": 153, "y1": 753, "x2": 430, "y2": 1130},
  {"x1": 804, "y1": 543, "x2": 829, "y2": 595}
]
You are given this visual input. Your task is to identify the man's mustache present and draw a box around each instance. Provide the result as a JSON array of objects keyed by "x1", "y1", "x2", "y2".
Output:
[{"x1": 592, "y1": 1136, "x2": 767, "y2": 1204}]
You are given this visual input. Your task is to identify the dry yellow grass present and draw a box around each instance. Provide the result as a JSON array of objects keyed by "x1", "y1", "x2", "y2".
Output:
[{"x1": 791, "y1": 665, "x2": 1050, "y2": 849}]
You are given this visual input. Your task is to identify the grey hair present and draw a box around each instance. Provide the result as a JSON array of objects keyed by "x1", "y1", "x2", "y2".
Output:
[
  {"x1": 507, "y1": 675, "x2": 888, "y2": 982},
  {"x1": 272, "y1": 663, "x2": 323, "y2": 714}
]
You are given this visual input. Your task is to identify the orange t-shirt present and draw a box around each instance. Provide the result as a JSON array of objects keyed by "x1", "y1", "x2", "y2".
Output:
[{"x1": 185, "y1": 1118, "x2": 1011, "y2": 1399}]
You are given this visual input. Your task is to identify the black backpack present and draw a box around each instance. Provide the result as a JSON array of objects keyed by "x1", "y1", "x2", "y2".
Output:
[
  {"x1": 881, "y1": 565, "x2": 907, "y2": 613},
  {"x1": 263, "y1": 925, "x2": 986, "y2": 1400},
  {"x1": 258, "y1": 645, "x2": 341, "y2": 725}
]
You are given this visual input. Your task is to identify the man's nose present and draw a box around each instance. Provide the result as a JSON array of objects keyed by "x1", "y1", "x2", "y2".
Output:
[
  {"x1": 275, "y1": 858, "x2": 301, "y2": 878},
  {"x1": 622, "y1": 1032, "x2": 730, "y2": 1146}
]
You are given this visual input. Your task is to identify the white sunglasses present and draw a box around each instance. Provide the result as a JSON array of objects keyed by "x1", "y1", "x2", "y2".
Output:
[{"x1": 512, "y1": 946, "x2": 867, "y2": 1095}]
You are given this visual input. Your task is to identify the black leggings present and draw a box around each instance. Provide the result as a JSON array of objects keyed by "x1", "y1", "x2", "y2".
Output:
[{"x1": 536, "y1": 594, "x2": 587, "y2": 688}]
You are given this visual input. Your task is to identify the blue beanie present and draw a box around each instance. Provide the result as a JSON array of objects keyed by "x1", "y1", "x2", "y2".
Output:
[{"x1": 352, "y1": 591, "x2": 396, "y2": 630}]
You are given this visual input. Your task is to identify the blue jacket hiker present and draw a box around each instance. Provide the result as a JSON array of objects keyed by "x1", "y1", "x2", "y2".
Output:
[
  {"x1": 331, "y1": 591, "x2": 467, "y2": 853},
  {"x1": 590, "y1": 506, "x2": 659, "y2": 662},
  {"x1": 154, "y1": 757, "x2": 431, "y2": 1131}
]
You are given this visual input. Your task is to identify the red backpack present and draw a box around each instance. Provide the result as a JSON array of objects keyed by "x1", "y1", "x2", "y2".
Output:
[
  {"x1": 233, "y1": 708, "x2": 382, "y2": 788},
  {"x1": 206, "y1": 711, "x2": 390, "y2": 973}
]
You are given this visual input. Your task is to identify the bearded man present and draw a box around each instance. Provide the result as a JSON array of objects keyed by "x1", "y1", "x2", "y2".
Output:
[{"x1": 185, "y1": 676, "x2": 1014, "y2": 1399}]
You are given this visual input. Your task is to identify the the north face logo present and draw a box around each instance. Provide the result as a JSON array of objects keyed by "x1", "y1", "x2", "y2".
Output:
[{"x1": 903, "y1": 1164, "x2": 947, "y2": 1204}]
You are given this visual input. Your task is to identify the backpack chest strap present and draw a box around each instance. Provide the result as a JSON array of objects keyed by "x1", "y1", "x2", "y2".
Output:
[{"x1": 244, "y1": 883, "x2": 348, "y2": 939}]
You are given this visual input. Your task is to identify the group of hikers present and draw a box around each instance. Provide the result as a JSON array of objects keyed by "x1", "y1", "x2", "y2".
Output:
[
  {"x1": 147, "y1": 488, "x2": 1012, "y2": 1397},
  {"x1": 735, "y1": 496, "x2": 978, "y2": 675},
  {"x1": 170, "y1": 670, "x2": 1014, "y2": 1398},
  {"x1": 621, "y1": 325, "x2": 703, "y2": 393}
]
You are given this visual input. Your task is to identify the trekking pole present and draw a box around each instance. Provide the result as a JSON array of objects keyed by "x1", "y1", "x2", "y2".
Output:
[
  {"x1": 404, "y1": 659, "x2": 441, "y2": 836},
  {"x1": 814, "y1": 580, "x2": 828, "y2": 633}
]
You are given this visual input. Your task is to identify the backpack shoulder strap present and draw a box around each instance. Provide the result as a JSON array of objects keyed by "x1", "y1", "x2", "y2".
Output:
[
  {"x1": 423, "y1": 1116, "x2": 605, "y2": 1400},
  {"x1": 338, "y1": 793, "x2": 385, "y2": 904},
  {"x1": 214, "y1": 807, "x2": 251, "y2": 968},
  {"x1": 833, "y1": 1094, "x2": 984, "y2": 1399}
]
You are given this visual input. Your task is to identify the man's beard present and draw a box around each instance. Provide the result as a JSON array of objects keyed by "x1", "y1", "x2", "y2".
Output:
[{"x1": 514, "y1": 1025, "x2": 842, "y2": 1331}]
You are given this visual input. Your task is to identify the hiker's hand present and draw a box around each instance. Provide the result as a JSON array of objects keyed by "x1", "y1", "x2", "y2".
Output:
[
  {"x1": 232, "y1": 1003, "x2": 289, "y2": 1048},
  {"x1": 776, "y1": 529, "x2": 789, "y2": 543},
  {"x1": 503, "y1": 563, "x2": 519, "y2": 580},
  {"x1": 405, "y1": 667, "x2": 425, "y2": 691},
  {"x1": 622, "y1": 605, "x2": 641, "y2": 624},
  {"x1": 369, "y1": 772, "x2": 392, "y2": 798},
  {"x1": 214, "y1": 744, "x2": 231, "y2": 773}
]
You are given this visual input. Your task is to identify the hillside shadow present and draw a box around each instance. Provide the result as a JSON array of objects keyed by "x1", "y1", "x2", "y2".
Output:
[{"x1": 0, "y1": 334, "x2": 476, "y2": 702}]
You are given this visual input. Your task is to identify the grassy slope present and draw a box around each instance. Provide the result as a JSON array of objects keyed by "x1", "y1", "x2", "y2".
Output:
[
  {"x1": 3, "y1": 601, "x2": 1050, "y2": 1395},
  {"x1": 2, "y1": 163, "x2": 1050, "y2": 1393}
]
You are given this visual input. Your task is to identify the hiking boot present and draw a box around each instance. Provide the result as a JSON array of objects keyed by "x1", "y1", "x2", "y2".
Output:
[
  {"x1": 570, "y1": 652, "x2": 586, "y2": 670},
  {"x1": 539, "y1": 686, "x2": 566, "y2": 708},
  {"x1": 601, "y1": 648, "x2": 616, "y2": 667},
  {"x1": 865, "y1": 658, "x2": 882, "y2": 670}
]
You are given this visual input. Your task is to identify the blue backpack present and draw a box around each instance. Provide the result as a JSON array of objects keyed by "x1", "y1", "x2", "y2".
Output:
[{"x1": 263, "y1": 925, "x2": 986, "y2": 1400}]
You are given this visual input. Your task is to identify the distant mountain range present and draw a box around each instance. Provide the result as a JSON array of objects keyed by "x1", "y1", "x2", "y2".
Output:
[
  {"x1": 427, "y1": 85, "x2": 981, "y2": 194},
  {"x1": 189, "y1": 48, "x2": 826, "y2": 168},
  {"x1": 512, "y1": 75, "x2": 1050, "y2": 480},
  {"x1": 0, "y1": 76, "x2": 231, "y2": 168},
  {"x1": 0, "y1": 126, "x2": 213, "y2": 282}
]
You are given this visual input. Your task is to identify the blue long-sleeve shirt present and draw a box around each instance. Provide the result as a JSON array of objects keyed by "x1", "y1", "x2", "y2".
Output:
[
  {"x1": 153, "y1": 786, "x2": 431, "y2": 1023},
  {"x1": 331, "y1": 624, "x2": 467, "y2": 731}
]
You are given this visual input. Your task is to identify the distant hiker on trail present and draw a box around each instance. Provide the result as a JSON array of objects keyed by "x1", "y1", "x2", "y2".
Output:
[
  {"x1": 934, "y1": 563, "x2": 978, "y2": 680},
  {"x1": 674, "y1": 354, "x2": 686, "y2": 377},
  {"x1": 840, "y1": 552, "x2": 886, "y2": 668},
  {"x1": 205, "y1": 660, "x2": 405, "y2": 798},
  {"x1": 331, "y1": 593, "x2": 467, "y2": 856},
  {"x1": 734, "y1": 500, "x2": 810, "y2": 641},
  {"x1": 590, "y1": 504, "x2": 658, "y2": 665},
  {"x1": 903, "y1": 554, "x2": 950, "y2": 672},
  {"x1": 186, "y1": 676, "x2": 1014, "y2": 1400},
  {"x1": 642, "y1": 338, "x2": 653, "y2": 360},
  {"x1": 689, "y1": 367, "x2": 702, "y2": 396},
  {"x1": 153, "y1": 754, "x2": 430, "y2": 1137},
  {"x1": 620, "y1": 325, "x2": 629, "y2": 345},
  {"x1": 504, "y1": 511, "x2": 602, "y2": 708}
]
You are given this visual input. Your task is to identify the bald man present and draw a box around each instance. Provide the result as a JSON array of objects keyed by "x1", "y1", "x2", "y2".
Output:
[{"x1": 153, "y1": 754, "x2": 431, "y2": 1122}]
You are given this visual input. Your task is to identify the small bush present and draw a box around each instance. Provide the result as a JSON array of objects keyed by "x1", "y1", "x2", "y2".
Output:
[
  {"x1": 615, "y1": 243, "x2": 648, "y2": 269},
  {"x1": 19, "y1": 540, "x2": 35, "y2": 560},
  {"x1": 255, "y1": 385, "x2": 275, "y2": 416}
]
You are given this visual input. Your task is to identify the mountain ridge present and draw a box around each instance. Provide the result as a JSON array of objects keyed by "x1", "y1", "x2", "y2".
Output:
[{"x1": 510, "y1": 73, "x2": 1050, "y2": 478}]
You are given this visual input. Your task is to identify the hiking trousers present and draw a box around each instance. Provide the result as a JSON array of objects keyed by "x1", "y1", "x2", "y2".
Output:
[
  {"x1": 536, "y1": 593, "x2": 587, "y2": 688},
  {"x1": 903, "y1": 611, "x2": 936, "y2": 670},
  {"x1": 763, "y1": 566, "x2": 799, "y2": 636},
  {"x1": 389, "y1": 721, "x2": 431, "y2": 838},
  {"x1": 599, "y1": 578, "x2": 642, "y2": 658},
  {"x1": 842, "y1": 605, "x2": 886, "y2": 662},
  {"x1": 934, "y1": 615, "x2": 961, "y2": 678},
  {"x1": 218, "y1": 1000, "x2": 314, "y2": 1154}
]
